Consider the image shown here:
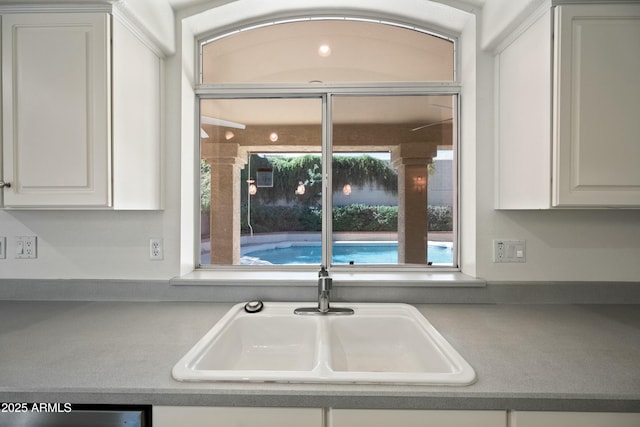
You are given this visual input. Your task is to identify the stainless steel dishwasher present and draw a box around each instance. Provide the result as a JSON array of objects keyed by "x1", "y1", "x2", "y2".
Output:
[{"x1": 0, "y1": 404, "x2": 151, "y2": 427}]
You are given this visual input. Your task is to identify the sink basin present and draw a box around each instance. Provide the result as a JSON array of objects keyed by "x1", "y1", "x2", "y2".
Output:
[
  {"x1": 172, "y1": 302, "x2": 476, "y2": 385},
  {"x1": 194, "y1": 316, "x2": 318, "y2": 372}
]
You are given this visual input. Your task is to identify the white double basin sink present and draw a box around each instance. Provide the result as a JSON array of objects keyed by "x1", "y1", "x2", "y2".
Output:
[{"x1": 172, "y1": 302, "x2": 476, "y2": 385}]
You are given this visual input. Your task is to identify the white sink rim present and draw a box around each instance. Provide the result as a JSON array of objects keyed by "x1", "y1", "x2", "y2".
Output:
[{"x1": 172, "y1": 302, "x2": 476, "y2": 385}]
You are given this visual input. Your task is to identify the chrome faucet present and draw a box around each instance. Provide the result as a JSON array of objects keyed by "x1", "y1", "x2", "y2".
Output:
[
  {"x1": 317, "y1": 265, "x2": 331, "y2": 312},
  {"x1": 295, "y1": 266, "x2": 354, "y2": 315}
]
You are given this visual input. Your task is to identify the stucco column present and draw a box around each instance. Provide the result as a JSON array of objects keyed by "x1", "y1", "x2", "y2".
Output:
[
  {"x1": 202, "y1": 142, "x2": 247, "y2": 264},
  {"x1": 392, "y1": 143, "x2": 436, "y2": 264}
]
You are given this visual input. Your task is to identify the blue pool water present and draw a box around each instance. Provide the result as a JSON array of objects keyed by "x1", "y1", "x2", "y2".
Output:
[{"x1": 244, "y1": 243, "x2": 453, "y2": 265}]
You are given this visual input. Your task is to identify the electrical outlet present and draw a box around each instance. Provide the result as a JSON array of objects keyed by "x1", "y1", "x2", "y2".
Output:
[
  {"x1": 15, "y1": 236, "x2": 37, "y2": 259},
  {"x1": 493, "y1": 239, "x2": 525, "y2": 263},
  {"x1": 150, "y1": 238, "x2": 163, "y2": 260},
  {"x1": 0, "y1": 237, "x2": 6, "y2": 259}
]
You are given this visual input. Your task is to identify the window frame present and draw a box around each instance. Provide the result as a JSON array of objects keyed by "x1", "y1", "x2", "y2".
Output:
[{"x1": 195, "y1": 18, "x2": 462, "y2": 274}]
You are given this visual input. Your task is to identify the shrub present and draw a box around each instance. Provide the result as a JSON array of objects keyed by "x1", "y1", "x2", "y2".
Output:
[
  {"x1": 240, "y1": 204, "x2": 452, "y2": 233},
  {"x1": 241, "y1": 204, "x2": 397, "y2": 233},
  {"x1": 333, "y1": 204, "x2": 397, "y2": 232},
  {"x1": 200, "y1": 160, "x2": 211, "y2": 213},
  {"x1": 299, "y1": 207, "x2": 322, "y2": 231},
  {"x1": 241, "y1": 205, "x2": 312, "y2": 233},
  {"x1": 428, "y1": 205, "x2": 453, "y2": 231}
]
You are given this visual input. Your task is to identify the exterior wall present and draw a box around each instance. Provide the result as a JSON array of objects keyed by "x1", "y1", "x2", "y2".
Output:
[
  {"x1": 427, "y1": 159, "x2": 454, "y2": 209},
  {"x1": 333, "y1": 187, "x2": 396, "y2": 207}
]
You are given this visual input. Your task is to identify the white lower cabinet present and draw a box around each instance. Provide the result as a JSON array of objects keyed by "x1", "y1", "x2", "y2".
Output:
[
  {"x1": 153, "y1": 407, "x2": 506, "y2": 427},
  {"x1": 153, "y1": 407, "x2": 640, "y2": 427},
  {"x1": 329, "y1": 409, "x2": 506, "y2": 427},
  {"x1": 152, "y1": 406, "x2": 323, "y2": 427},
  {"x1": 509, "y1": 411, "x2": 640, "y2": 427}
]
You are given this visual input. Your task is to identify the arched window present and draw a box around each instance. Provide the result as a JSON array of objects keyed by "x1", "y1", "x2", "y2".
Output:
[
  {"x1": 200, "y1": 18, "x2": 455, "y2": 84},
  {"x1": 198, "y1": 18, "x2": 459, "y2": 269}
]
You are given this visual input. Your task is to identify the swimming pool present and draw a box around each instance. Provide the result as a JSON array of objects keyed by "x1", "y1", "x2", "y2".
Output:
[{"x1": 243, "y1": 242, "x2": 453, "y2": 265}]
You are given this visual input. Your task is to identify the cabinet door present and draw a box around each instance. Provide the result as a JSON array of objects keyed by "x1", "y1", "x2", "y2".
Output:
[
  {"x1": 553, "y1": 4, "x2": 640, "y2": 207},
  {"x1": 1, "y1": 13, "x2": 111, "y2": 207},
  {"x1": 153, "y1": 406, "x2": 323, "y2": 427},
  {"x1": 510, "y1": 411, "x2": 640, "y2": 427},
  {"x1": 329, "y1": 409, "x2": 506, "y2": 427}
]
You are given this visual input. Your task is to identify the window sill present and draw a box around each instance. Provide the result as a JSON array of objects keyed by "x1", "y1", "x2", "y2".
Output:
[{"x1": 171, "y1": 269, "x2": 485, "y2": 288}]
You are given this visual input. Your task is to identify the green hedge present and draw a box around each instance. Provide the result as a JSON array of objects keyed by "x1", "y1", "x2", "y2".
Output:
[
  {"x1": 200, "y1": 160, "x2": 211, "y2": 213},
  {"x1": 240, "y1": 205, "x2": 321, "y2": 234},
  {"x1": 332, "y1": 204, "x2": 397, "y2": 232},
  {"x1": 428, "y1": 205, "x2": 453, "y2": 231},
  {"x1": 240, "y1": 204, "x2": 452, "y2": 234}
]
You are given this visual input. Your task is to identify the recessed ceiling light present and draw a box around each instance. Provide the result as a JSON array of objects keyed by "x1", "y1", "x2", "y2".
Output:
[{"x1": 318, "y1": 44, "x2": 331, "y2": 57}]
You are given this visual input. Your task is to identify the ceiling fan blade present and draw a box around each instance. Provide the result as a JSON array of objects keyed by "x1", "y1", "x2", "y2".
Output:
[
  {"x1": 201, "y1": 115, "x2": 246, "y2": 129},
  {"x1": 411, "y1": 118, "x2": 453, "y2": 132}
]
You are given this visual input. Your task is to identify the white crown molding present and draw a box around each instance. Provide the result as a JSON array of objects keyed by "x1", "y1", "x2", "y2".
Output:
[
  {"x1": 492, "y1": 0, "x2": 552, "y2": 54},
  {"x1": 112, "y1": 2, "x2": 168, "y2": 58},
  {"x1": 0, "y1": 1, "x2": 171, "y2": 57}
]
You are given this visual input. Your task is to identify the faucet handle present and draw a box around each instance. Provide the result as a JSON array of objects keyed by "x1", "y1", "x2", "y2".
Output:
[{"x1": 319, "y1": 275, "x2": 332, "y2": 291}]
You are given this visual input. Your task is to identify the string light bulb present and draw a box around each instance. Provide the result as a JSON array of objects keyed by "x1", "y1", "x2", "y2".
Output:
[{"x1": 247, "y1": 179, "x2": 257, "y2": 195}]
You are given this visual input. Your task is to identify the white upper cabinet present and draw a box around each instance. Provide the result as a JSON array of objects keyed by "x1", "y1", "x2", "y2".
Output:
[
  {"x1": 553, "y1": 3, "x2": 640, "y2": 207},
  {"x1": 1, "y1": 13, "x2": 111, "y2": 207},
  {"x1": 495, "y1": 3, "x2": 640, "y2": 209},
  {"x1": 1, "y1": 11, "x2": 162, "y2": 209}
]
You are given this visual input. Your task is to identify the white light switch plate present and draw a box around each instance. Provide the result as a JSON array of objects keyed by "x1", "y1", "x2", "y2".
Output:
[{"x1": 15, "y1": 236, "x2": 37, "y2": 259}]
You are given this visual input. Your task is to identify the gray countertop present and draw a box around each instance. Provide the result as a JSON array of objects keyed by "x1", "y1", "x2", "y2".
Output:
[{"x1": 1, "y1": 301, "x2": 639, "y2": 412}]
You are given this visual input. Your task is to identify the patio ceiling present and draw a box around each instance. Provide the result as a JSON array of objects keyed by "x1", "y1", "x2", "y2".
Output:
[{"x1": 200, "y1": 19, "x2": 456, "y2": 127}]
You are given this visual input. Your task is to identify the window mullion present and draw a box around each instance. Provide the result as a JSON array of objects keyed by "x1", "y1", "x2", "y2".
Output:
[{"x1": 322, "y1": 94, "x2": 333, "y2": 268}]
